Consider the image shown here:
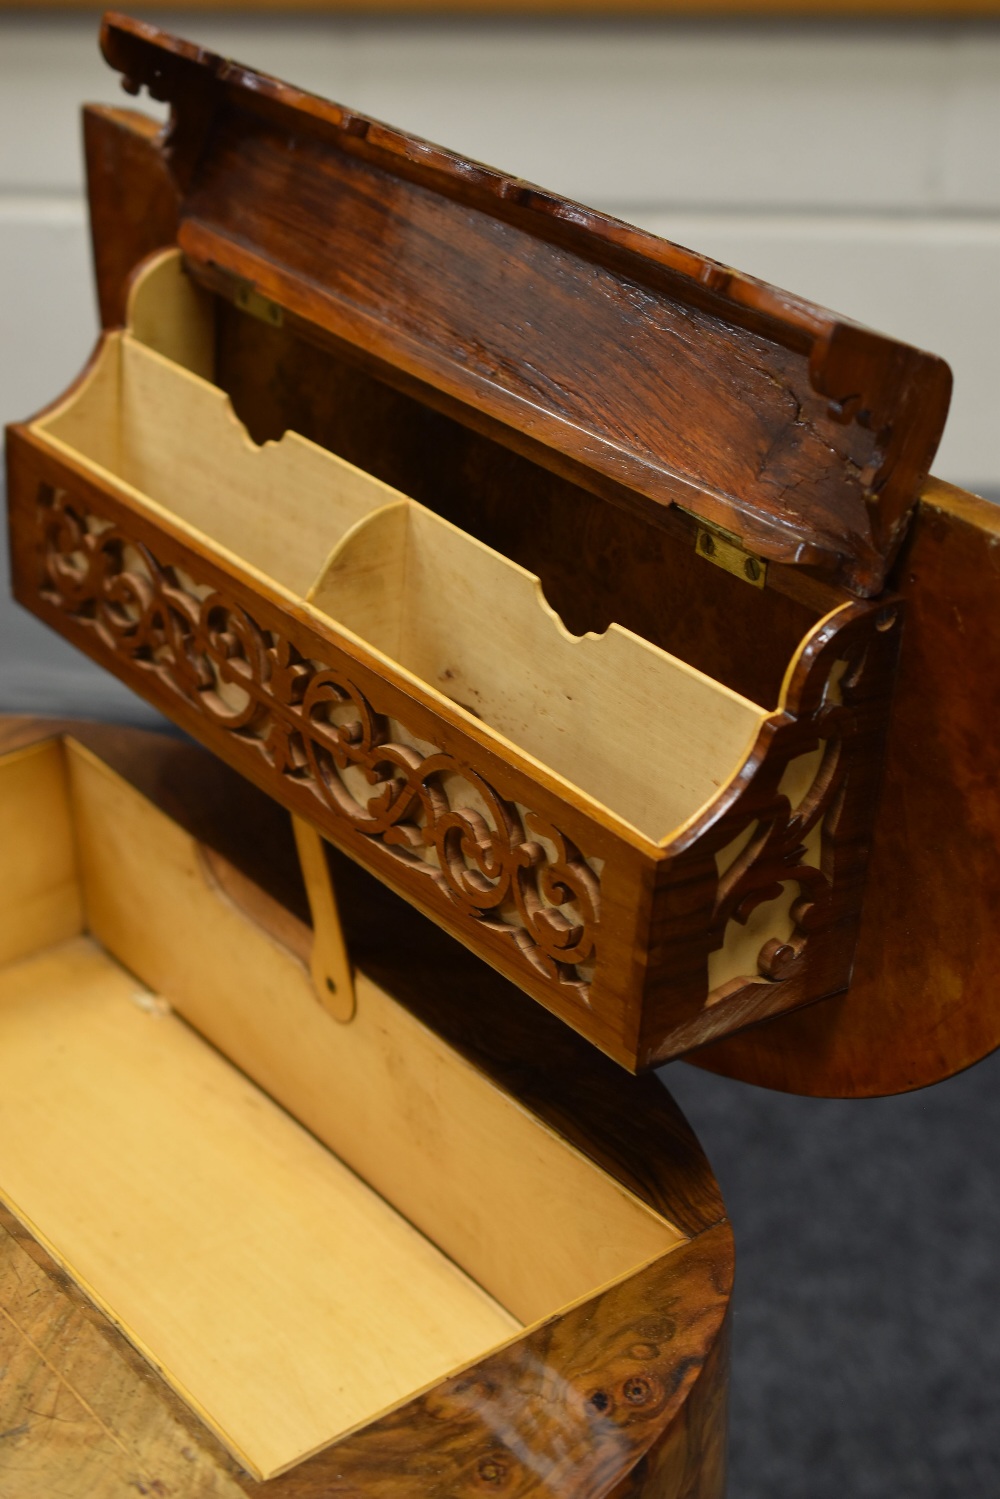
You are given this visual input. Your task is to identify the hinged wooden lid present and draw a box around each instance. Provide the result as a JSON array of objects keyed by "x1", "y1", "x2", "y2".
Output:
[{"x1": 101, "y1": 11, "x2": 951, "y2": 599}]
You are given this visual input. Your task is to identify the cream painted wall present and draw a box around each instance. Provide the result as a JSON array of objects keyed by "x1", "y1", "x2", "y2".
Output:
[{"x1": 2, "y1": 12, "x2": 998, "y2": 713}]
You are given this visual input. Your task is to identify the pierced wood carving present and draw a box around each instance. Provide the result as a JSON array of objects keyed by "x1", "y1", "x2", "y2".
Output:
[
  {"x1": 4, "y1": 417, "x2": 899, "y2": 1069},
  {"x1": 2, "y1": 11, "x2": 915, "y2": 1075},
  {"x1": 708, "y1": 667, "x2": 857, "y2": 995},
  {"x1": 636, "y1": 599, "x2": 900, "y2": 1062},
  {"x1": 36, "y1": 484, "x2": 600, "y2": 997}
]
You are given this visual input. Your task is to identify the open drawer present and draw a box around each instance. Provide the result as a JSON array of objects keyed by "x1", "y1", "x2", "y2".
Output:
[
  {"x1": 6, "y1": 250, "x2": 903, "y2": 1071},
  {"x1": 0, "y1": 720, "x2": 731, "y2": 1496}
]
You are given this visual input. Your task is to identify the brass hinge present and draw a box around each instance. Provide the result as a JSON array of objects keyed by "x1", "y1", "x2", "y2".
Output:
[
  {"x1": 692, "y1": 519, "x2": 767, "y2": 589},
  {"x1": 232, "y1": 279, "x2": 284, "y2": 329}
]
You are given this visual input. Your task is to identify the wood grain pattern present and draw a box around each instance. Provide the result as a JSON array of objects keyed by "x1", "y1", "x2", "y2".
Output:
[
  {"x1": 0, "y1": 937, "x2": 521, "y2": 1481},
  {"x1": 66, "y1": 738, "x2": 683, "y2": 1326},
  {"x1": 34, "y1": 45, "x2": 913, "y2": 1069},
  {"x1": 83, "y1": 104, "x2": 179, "y2": 330},
  {"x1": 96, "y1": 13, "x2": 950, "y2": 598},
  {"x1": 6, "y1": 238, "x2": 903, "y2": 1065},
  {"x1": 0, "y1": 1205, "x2": 249, "y2": 1499},
  {"x1": 307, "y1": 487, "x2": 766, "y2": 840},
  {"x1": 607, "y1": 1317, "x2": 729, "y2": 1499},
  {"x1": 61, "y1": 293, "x2": 401, "y2": 597},
  {"x1": 0, "y1": 719, "x2": 732, "y2": 1498},
  {"x1": 0, "y1": 717, "x2": 728, "y2": 1234},
  {"x1": 692, "y1": 480, "x2": 1000, "y2": 1095},
  {"x1": 28, "y1": 31, "x2": 1000, "y2": 1094},
  {"x1": 212, "y1": 300, "x2": 834, "y2": 706},
  {"x1": 76, "y1": 100, "x2": 1000, "y2": 1097},
  {"x1": 5, "y1": 419, "x2": 898, "y2": 1066},
  {"x1": 0, "y1": 1200, "x2": 731, "y2": 1499},
  {"x1": 252, "y1": 1225, "x2": 733, "y2": 1499},
  {"x1": 44, "y1": 304, "x2": 771, "y2": 842},
  {"x1": 0, "y1": 739, "x2": 82, "y2": 969}
]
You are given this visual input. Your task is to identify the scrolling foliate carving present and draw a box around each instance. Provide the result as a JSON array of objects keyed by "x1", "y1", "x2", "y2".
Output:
[
  {"x1": 710, "y1": 742, "x2": 842, "y2": 988},
  {"x1": 36, "y1": 485, "x2": 599, "y2": 994},
  {"x1": 706, "y1": 639, "x2": 872, "y2": 1001}
]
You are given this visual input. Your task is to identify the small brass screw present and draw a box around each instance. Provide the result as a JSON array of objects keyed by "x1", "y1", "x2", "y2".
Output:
[
  {"x1": 699, "y1": 532, "x2": 716, "y2": 557},
  {"x1": 744, "y1": 557, "x2": 762, "y2": 583}
]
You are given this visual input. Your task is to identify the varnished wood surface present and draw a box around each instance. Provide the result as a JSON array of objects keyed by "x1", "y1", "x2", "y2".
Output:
[
  {"x1": 41, "y1": 309, "x2": 771, "y2": 841},
  {"x1": 77, "y1": 101, "x2": 842, "y2": 634},
  {"x1": 5, "y1": 228, "x2": 902, "y2": 1065},
  {"x1": 84, "y1": 104, "x2": 179, "y2": 330},
  {"x1": 6, "y1": 412, "x2": 899, "y2": 1065},
  {"x1": 16, "y1": 460, "x2": 1000, "y2": 1107},
  {"x1": 0, "y1": 1204, "x2": 250, "y2": 1499},
  {"x1": 0, "y1": 1199, "x2": 731, "y2": 1499},
  {"x1": 214, "y1": 301, "x2": 828, "y2": 708},
  {"x1": 693, "y1": 481, "x2": 1000, "y2": 1095},
  {"x1": 27, "y1": 44, "x2": 1000, "y2": 1094},
  {"x1": 78, "y1": 104, "x2": 842, "y2": 688},
  {"x1": 0, "y1": 717, "x2": 727, "y2": 1240},
  {"x1": 0, "y1": 717, "x2": 732, "y2": 1497},
  {"x1": 253, "y1": 1228, "x2": 732, "y2": 1499},
  {"x1": 97, "y1": 12, "x2": 950, "y2": 597},
  {"x1": 0, "y1": 933, "x2": 522, "y2": 1480}
]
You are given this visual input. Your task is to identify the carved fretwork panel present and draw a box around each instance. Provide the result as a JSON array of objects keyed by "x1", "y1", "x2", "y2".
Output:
[
  {"x1": 642, "y1": 601, "x2": 900, "y2": 1062},
  {"x1": 707, "y1": 653, "x2": 861, "y2": 997},
  {"x1": 35, "y1": 484, "x2": 601, "y2": 1000},
  {"x1": 4, "y1": 426, "x2": 900, "y2": 1069}
]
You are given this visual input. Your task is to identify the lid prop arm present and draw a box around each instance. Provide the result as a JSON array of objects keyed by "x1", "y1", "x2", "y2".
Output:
[{"x1": 292, "y1": 815, "x2": 356, "y2": 1023}]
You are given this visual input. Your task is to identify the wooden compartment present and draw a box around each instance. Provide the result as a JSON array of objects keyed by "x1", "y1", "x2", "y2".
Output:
[
  {"x1": 37, "y1": 255, "x2": 767, "y2": 848},
  {"x1": 7, "y1": 247, "x2": 902, "y2": 1070},
  {"x1": 9, "y1": 15, "x2": 955, "y2": 1071},
  {"x1": 0, "y1": 727, "x2": 728, "y2": 1492}
]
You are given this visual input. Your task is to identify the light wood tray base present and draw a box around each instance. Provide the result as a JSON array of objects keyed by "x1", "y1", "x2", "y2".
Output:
[
  {"x1": 0, "y1": 936, "x2": 518, "y2": 1480},
  {"x1": 0, "y1": 728, "x2": 685, "y2": 1482}
]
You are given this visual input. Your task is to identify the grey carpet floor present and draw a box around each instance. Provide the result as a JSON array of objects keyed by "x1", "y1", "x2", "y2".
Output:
[{"x1": 663, "y1": 1051, "x2": 1000, "y2": 1498}]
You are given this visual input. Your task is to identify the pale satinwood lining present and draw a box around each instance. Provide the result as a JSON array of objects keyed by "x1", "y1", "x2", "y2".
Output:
[
  {"x1": 0, "y1": 738, "x2": 684, "y2": 1479},
  {"x1": 34, "y1": 250, "x2": 769, "y2": 842},
  {"x1": 0, "y1": 937, "x2": 522, "y2": 1481}
]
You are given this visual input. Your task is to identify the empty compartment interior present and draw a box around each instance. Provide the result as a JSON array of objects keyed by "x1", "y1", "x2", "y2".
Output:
[
  {"x1": 38, "y1": 277, "x2": 400, "y2": 601},
  {"x1": 207, "y1": 270, "x2": 828, "y2": 716},
  {"x1": 0, "y1": 737, "x2": 684, "y2": 1480},
  {"x1": 310, "y1": 500, "x2": 766, "y2": 838},
  {"x1": 34, "y1": 251, "x2": 771, "y2": 843}
]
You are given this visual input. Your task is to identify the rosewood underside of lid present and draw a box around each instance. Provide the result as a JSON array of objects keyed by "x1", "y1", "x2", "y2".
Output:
[{"x1": 100, "y1": 10, "x2": 952, "y2": 599}]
